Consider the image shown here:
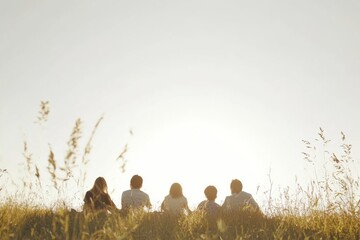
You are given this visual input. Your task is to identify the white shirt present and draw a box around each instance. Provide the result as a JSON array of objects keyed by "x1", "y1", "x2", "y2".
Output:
[
  {"x1": 222, "y1": 191, "x2": 260, "y2": 212},
  {"x1": 121, "y1": 189, "x2": 151, "y2": 210},
  {"x1": 162, "y1": 195, "x2": 188, "y2": 215}
]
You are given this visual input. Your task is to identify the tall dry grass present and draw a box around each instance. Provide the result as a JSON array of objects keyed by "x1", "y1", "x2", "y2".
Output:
[
  {"x1": 0, "y1": 103, "x2": 359, "y2": 239},
  {"x1": 1, "y1": 204, "x2": 358, "y2": 239},
  {"x1": 300, "y1": 128, "x2": 360, "y2": 215}
]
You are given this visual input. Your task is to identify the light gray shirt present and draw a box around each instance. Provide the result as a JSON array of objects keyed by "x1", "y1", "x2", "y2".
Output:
[
  {"x1": 162, "y1": 195, "x2": 188, "y2": 215},
  {"x1": 222, "y1": 191, "x2": 260, "y2": 212},
  {"x1": 121, "y1": 189, "x2": 151, "y2": 211}
]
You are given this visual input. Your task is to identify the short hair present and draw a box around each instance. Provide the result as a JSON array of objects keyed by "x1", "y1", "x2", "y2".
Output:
[
  {"x1": 169, "y1": 183, "x2": 183, "y2": 198},
  {"x1": 130, "y1": 175, "x2": 143, "y2": 189},
  {"x1": 230, "y1": 179, "x2": 243, "y2": 193},
  {"x1": 204, "y1": 185, "x2": 217, "y2": 201}
]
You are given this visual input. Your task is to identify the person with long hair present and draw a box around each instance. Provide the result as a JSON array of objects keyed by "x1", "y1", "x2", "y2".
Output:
[
  {"x1": 161, "y1": 182, "x2": 191, "y2": 216},
  {"x1": 84, "y1": 176, "x2": 116, "y2": 212}
]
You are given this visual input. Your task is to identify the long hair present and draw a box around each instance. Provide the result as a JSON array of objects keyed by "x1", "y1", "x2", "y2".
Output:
[
  {"x1": 91, "y1": 177, "x2": 108, "y2": 195},
  {"x1": 169, "y1": 183, "x2": 183, "y2": 199}
]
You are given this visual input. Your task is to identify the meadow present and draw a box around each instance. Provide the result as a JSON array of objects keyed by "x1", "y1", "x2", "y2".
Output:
[{"x1": 0, "y1": 102, "x2": 359, "y2": 239}]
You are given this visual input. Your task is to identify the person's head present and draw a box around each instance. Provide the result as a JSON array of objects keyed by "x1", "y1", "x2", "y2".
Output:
[
  {"x1": 130, "y1": 175, "x2": 143, "y2": 189},
  {"x1": 230, "y1": 179, "x2": 243, "y2": 194},
  {"x1": 204, "y1": 185, "x2": 217, "y2": 201},
  {"x1": 169, "y1": 182, "x2": 183, "y2": 198},
  {"x1": 92, "y1": 177, "x2": 108, "y2": 194}
]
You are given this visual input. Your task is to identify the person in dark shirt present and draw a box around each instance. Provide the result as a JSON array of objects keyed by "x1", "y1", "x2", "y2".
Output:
[
  {"x1": 197, "y1": 185, "x2": 221, "y2": 220},
  {"x1": 197, "y1": 185, "x2": 221, "y2": 230},
  {"x1": 84, "y1": 176, "x2": 116, "y2": 212}
]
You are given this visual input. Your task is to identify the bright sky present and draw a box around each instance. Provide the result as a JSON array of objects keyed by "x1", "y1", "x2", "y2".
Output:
[{"x1": 1, "y1": 1, "x2": 360, "y2": 211}]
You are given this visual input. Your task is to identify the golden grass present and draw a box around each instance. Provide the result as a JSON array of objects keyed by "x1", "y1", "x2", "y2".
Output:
[
  {"x1": 0, "y1": 103, "x2": 359, "y2": 239},
  {"x1": 0, "y1": 205, "x2": 358, "y2": 239}
]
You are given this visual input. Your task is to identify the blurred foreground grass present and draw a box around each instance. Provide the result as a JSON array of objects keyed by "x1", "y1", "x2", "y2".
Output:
[{"x1": 0, "y1": 204, "x2": 359, "y2": 239}]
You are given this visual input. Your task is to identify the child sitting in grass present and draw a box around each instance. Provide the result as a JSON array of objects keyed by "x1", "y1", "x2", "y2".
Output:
[{"x1": 197, "y1": 185, "x2": 221, "y2": 222}]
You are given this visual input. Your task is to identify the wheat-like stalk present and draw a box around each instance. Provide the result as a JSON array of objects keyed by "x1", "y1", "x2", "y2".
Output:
[
  {"x1": 116, "y1": 144, "x2": 128, "y2": 173},
  {"x1": 79, "y1": 116, "x2": 104, "y2": 187},
  {"x1": 35, "y1": 100, "x2": 50, "y2": 125},
  {"x1": 62, "y1": 118, "x2": 82, "y2": 180},
  {"x1": 47, "y1": 146, "x2": 58, "y2": 190}
]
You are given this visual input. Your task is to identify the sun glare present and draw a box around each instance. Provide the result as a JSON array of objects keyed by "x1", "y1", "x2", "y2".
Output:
[{"x1": 128, "y1": 116, "x2": 262, "y2": 210}]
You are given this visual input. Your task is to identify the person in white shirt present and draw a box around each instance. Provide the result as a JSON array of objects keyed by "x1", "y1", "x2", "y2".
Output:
[
  {"x1": 222, "y1": 179, "x2": 260, "y2": 213},
  {"x1": 121, "y1": 175, "x2": 151, "y2": 215},
  {"x1": 161, "y1": 182, "x2": 191, "y2": 216}
]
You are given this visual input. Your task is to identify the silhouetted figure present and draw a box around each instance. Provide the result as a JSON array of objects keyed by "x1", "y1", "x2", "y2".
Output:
[
  {"x1": 121, "y1": 174, "x2": 151, "y2": 215},
  {"x1": 197, "y1": 185, "x2": 221, "y2": 222},
  {"x1": 222, "y1": 179, "x2": 260, "y2": 213},
  {"x1": 161, "y1": 182, "x2": 191, "y2": 216},
  {"x1": 84, "y1": 176, "x2": 116, "y2": 212}
]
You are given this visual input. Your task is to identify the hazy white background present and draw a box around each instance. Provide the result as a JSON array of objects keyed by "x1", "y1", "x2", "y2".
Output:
[{"x1": 1, "y1": 0, "x2": 359, "y2": 210}]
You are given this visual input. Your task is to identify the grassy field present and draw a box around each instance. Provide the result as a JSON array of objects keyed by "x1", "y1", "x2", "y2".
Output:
[
  {"x1": 0, "y1": 203, "x2": 359, "y2": 239},
  {"x1": 0, "y1": 103, "x2": 359, "y2": 239}
]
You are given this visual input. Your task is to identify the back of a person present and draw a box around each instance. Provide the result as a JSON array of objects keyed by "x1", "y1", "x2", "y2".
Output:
[
  {"x1": 121, "y1": 189, "x2": 150, "y2": 210},
  {"x1": 93, "y1": 193, "x2": 114, "y2": 210},
  {"x1": 84, "y1": 177, "x2": 116, "y2": 212},
  {"x1": 198, "y1": 200, "x2": 220, "y2": 219},
  {"x1": 224, "y1": 191, "x2": 258, "y2": 211},
  {"x1": 162, "y1": 195, "x2": 188, "y2": 215}
]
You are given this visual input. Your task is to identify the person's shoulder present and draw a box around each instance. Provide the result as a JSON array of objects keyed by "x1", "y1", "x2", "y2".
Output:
[
  {"x1": 210, "y1": 201, "x2": 220, "y2": 207},
  {"x1": 140, "y1": 190, "x2": 150, "y2": 197},
  {"x1": 197, "y1": 200, "x2": 207, "y2": 208},
  {"x1": 240, "y1": 191, "x2": 253, "y2": 198},
  {"x1": 84, "y1": 191, "x2": 94, "y2": 203},
  {"x1": 224, "y1": 195, "x2": 232, "y2": 201},
  {"x1": 222, "y1": 195, "x2": 232, "y2": 206},
  {"x1": 85, "y1": 190, "x2": 93, "y2": 197},
  {"x1": 121, "y1": 189, "x2": 132, "y2": 196}
]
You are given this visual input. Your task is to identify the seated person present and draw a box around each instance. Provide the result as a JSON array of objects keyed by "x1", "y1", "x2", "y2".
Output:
[
  {"x1": 222, "y1": 179, "x2": 260, "y2": 213},
  {"x1": 197, "y1": 185, "x2": 221, "y2": 221},
  {"x1": 121, "y1": 175, "x2": 151, "y2": 214},
  {"x1": 161, "y1": 182, "x2": 191, "y2": 216},
  {"x1": 84, "y1": 176, "x2": 116, "y2": 212}
]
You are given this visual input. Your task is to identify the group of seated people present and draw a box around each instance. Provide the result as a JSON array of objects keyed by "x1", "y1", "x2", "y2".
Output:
[{"x1": 83, "y1": 174, "x2": 261, "y2": 220}]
